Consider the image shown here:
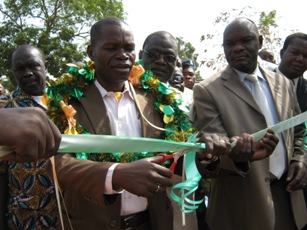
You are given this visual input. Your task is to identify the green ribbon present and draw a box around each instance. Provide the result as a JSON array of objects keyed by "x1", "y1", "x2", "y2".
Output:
[
  {"x1": 170, "y1": 150, "x2": 203, "y2": 213},
  {"x1": 57, "y1": 134, "x2": 204, "y2": 212}
]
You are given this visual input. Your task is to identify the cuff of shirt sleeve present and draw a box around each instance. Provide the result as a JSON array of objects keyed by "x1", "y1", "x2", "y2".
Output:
[{"x1": 104, "y1": 163, "x2": 124, "y2": 194}]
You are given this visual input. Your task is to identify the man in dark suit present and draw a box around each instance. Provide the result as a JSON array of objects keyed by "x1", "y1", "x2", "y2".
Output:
[
  {"x1": 193, "y1": 18, "x2": 307, "y2": 230},
  {"x1": 277, "y1": 32, "x2": 307, "y2": 112},
  {"x1": 277, "y1": 32, "x2": 307, "y2": 230}
]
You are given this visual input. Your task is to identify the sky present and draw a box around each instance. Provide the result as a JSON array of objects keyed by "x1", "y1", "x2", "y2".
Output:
[{"x1": 122, "y1": 0, "x2": 307, "y2": 78}]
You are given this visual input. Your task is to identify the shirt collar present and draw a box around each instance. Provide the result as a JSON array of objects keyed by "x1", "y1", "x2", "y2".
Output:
[
  {"x1": 31, "y1": 95, "x2": 48, "y2": 110},
  {"x1": 233, "y1": 65, "x2": 265, "y2": 83},
  {"x1": 94, "y1": 80, "x2": 134, "y2": 100}
]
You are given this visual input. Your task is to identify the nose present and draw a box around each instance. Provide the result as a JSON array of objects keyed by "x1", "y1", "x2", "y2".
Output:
[
  {"x1": 155, "y1": 54, "x2": 167, "y2": 64},
  {"x1": 116, "y1": 48, "x2": 129, "y2": 59},
  {"x1": 23, "y1": 67, "x2": 34, "y2": 77},
  {"x1": 295, "y1": 53, "x2": 304, "y2": 62},
  {"x1": 233, "y1": 43, "x2": 244, "y2": 52}
]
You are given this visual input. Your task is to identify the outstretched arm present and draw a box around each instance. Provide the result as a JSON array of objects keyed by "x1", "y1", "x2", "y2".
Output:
[{"x1": 0, "y1": 107, "x2": 61, "y2": 162}]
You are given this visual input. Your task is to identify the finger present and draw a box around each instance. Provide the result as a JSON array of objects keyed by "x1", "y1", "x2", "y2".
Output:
[
  {"x1": 232, "y1": 134, "x2": 253, "y2": 161},
  {"x1": 46, "y1": 119, "x2": 62, "y2": 157},
  {"x1": 214, "y1": 135, "x2": 231, "y2": 155},
  {"x1": 286, "y1": 166, "x2": 304, "y2": 191},
  {"x1": 154, "y1": 176, "x2": 173, "y2": 188},
  {"x1": 287, "y1": 177, "x2": 301, "y2": 192},
  {"x1": 14, "y1": 149, "x2": 38, "y2": 163},
  {"x1": 155, "y1": 164, "x2": 173, "y2": 179},
  {"x1": 149, "y1": 155, "x2": 165, "y2": 164},
  {"x1": 230, "y1": 136, "x2": 240, "y2": 143},
  {"x1": 259, "y1": 138, "x2": 275, "y2": 153}
]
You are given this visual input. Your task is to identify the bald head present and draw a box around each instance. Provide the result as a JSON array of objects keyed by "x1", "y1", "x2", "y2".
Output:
[
  {"x1": 224, "y1": 18, "x2": 259, "y2": 39},
  {"x1": 12, "y1": 44, "x2": 45, "y2": 63},
  {"x1": 223, "y1": 17, "x2": 263, "y2": 73}
]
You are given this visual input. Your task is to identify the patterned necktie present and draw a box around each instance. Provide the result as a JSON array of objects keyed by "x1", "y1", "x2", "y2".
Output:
[{"x1": 245, "y1": 74, "x2": 286, "y2": 179}]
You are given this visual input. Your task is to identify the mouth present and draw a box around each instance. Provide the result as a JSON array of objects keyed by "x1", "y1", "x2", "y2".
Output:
[
  {"x1": 291, "y1": 64, "x2": 304, "y2": 71},
  {"x1": 113, "y1": 63, "x2": 132, "y2": 72},
  {"x1": 23, "y1": 81, "x2": 40, "y2": 89},
  {"x1": 151, "y1": 67, "x2": 167, "y2": 76},
  {"x1": 233, "y1": 55, "x2": 246, "y2": 61}
]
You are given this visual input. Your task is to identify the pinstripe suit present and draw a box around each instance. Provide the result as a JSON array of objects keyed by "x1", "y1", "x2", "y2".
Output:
[{"x1": 193, "y1": 65, "x2": 307, "y2": 230}]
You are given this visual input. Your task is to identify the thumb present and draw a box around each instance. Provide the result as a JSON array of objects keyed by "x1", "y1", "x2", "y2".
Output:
[{"x1": 286, "y1": 166, "x2": 294, "y2": 182}]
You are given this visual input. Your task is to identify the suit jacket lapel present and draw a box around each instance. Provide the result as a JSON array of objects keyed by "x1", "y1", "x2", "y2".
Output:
[
  {"x1": 79, "y1": 83, "x2": 112, "y2": 134},
  {"x1": 261, "y1": 68, "x2": 284, "y2": 120},
  {"x1": 222, "y1": 65, "x2": 262, "y2": 114}
]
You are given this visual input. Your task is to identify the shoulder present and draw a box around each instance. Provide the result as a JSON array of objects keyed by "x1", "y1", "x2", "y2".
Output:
[
  {"x1": 262, "y1": 67, "x2": 291, "y2": 85},
  {"x1": 196, "y1": 67, "x2": 232, "y2": 90},
  {"x1": 258, "y1": 58, "x2": 278, "y2": 72},
  {"x1": 298, "y1": 76, "x2": 307, "y2": 86}
]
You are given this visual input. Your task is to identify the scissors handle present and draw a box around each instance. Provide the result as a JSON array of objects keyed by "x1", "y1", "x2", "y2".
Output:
[
  {"x1": 157, "y1": 153, "x2": 174, "y2": 163},
  {"x1": 169, "y1": 161, "x2": 177, "y2": 179},
  {"x1": 158, "y1": 153, "x2": 177, "y2": 179}
]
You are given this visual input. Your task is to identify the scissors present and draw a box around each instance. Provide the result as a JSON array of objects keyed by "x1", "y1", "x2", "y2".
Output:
[
  {"x1": 158, "y1": 132, "x2": 199, "y2": 178},
  {"x1": 158, "y1": 151, "x2": 186, "y2": 179}
]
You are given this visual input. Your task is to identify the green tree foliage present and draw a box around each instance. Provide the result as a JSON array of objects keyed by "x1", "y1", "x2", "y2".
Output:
[
  {"x1": 0, "y1": 0, "x2": 126, "y2": 90},
  {"x1": 176, "y1": 36, "x2": 202, "y2": 81},
  {"x1": 258, "y1": 10, "x2": 283, "y2": 58}
]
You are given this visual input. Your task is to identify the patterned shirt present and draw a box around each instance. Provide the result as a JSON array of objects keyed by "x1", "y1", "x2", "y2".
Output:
[{"x1": 0, "y1": 88, "x2": 58, "y2": 229}]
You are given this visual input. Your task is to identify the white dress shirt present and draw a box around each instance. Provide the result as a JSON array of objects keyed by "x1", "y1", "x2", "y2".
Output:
[{"x1": 94, "y1": 80, "x2": 147, "y2": 216}]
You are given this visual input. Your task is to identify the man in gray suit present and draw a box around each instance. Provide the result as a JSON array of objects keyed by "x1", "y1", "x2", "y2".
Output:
[{"x1": 193, "y1": 17, "x2": 307, "y2": 230}]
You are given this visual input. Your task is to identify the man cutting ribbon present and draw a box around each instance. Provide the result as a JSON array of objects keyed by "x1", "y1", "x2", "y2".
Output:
[{"x1": 193, "y1": 18, "x2": 307, "y2": 230}]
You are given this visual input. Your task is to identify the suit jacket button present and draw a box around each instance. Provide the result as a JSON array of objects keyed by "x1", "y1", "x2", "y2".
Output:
[{"x1": 110, "y1": 220, "x2": 117, "y2": 227}]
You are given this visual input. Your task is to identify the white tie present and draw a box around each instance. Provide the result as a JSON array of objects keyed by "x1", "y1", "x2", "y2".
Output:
[{"x1": 245, "y1": 74, "x2": 286, "y2": 179}]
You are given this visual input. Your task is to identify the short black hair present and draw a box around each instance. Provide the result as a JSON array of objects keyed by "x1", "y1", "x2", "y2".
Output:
[
  {"x1": 282, "y1": 32, "x2": 307, "y2": 50},
  {"x1": 142, "y1": 31, "x2": 178, "y2": 50},
  {"x1": 12, "y1": 44, "x2": 45, "y2": 62},
  {"x1": 90, "y1": 17, "x2": 127, "y2": 45}
]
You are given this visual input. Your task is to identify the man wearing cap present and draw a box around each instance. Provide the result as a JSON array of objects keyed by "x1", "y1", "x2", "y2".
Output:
[{"x1": 182, "y1": 59, "x2": 196, "y2": 89}]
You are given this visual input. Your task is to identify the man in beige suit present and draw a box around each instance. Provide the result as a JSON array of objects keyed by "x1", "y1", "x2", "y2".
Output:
[{"x1": 193, "y1": 18, "x2": 307, "y2": 230}]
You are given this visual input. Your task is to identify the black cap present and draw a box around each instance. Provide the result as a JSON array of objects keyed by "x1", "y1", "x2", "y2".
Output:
[{"x1": 182, "y1": 59, "x2": 195, "y2": 70}]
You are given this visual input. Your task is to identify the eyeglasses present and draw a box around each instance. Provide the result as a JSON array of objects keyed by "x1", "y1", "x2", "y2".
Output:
[
  {"x1": 143, "y1": 49, "x2": 177, "y2": 63},
  {"x1": 173, "y1": 75, "x2": 183, "y2": 82}
]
